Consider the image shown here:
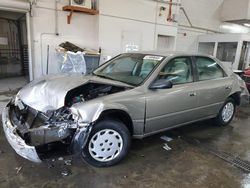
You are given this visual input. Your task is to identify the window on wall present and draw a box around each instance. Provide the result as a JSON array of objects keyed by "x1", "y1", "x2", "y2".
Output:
[
  {"x1": 198, "y1": 42, "x2": 215, "y2": 56},
  {"x1": 157, "y1": 35, "x2": 175, "y2": 51},
  {"x1": 216, "y1": 42, "x2": 237, "y2": 62},
  {"x1": 195, "y1": 57, "x2": 224, "y2": 81}
]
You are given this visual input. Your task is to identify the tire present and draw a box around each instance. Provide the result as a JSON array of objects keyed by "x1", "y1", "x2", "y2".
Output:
[
  {"x1": 215, "y1": 98, "x2": 236, "y2": 126},
  {"x1": 81, "y1": 119, "x2": 131, "y2": 167}
]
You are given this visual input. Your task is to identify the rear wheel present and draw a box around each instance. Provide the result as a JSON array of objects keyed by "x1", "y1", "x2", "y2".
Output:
[
  {"x1": 215, "y1": 98, "x2": 236, "y2": 126},
  {"x1": 81, "y1": 119, "x2": 131, "y2": 167}
]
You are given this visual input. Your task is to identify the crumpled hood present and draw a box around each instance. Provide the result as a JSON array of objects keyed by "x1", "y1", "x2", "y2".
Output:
[
  {"x1": 17, "y1": 74, "x2": 132, "y2": 113},
  {"x1": 18, "y1": 74, "x2": 91, "y2": 112}
]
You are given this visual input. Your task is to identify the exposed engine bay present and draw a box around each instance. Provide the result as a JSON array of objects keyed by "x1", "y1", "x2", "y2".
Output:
[{"x1": 65, "y1": 82, "x2": 128, "y2": 106}]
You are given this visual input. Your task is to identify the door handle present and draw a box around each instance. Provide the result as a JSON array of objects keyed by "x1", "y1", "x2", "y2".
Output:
[
  {"x1": 189, "y1": 92, "x2": 197, "y2": 97},
  {"x1": 225, "y1": 86, "x2": 231, "y2": 90}
]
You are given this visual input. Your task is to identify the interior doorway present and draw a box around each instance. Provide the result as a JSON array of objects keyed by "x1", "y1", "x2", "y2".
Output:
[
  {"x1": 238, "y1": 41, "x2": 250, "y2": 70},
  {"x1": 0, "y1": 10, "x2": 29, "y2": 80}
]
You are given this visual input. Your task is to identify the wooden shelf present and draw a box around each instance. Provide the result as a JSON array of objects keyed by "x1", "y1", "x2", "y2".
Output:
[{"x1": 62, "y1": 6, "x2": 99, "y2": 24}]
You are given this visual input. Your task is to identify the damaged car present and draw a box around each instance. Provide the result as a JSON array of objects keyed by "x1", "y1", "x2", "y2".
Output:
[{"x1": 2, "y1": 52, "x2": 249, "y2": 167}]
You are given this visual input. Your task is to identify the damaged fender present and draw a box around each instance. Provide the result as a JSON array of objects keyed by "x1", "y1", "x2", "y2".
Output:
[
  {"x1": 231, "y1": 74, "x2": 250, "y2": 105},
  {"x1": 70, "y1": 101, "x2": 130, "y2": 124},
  {"x1": 70, "y1": 101, "x2": 131, "y2": 151},
  {"x1": 71, "y1": 124, "x2": 93, "y2": 154}
]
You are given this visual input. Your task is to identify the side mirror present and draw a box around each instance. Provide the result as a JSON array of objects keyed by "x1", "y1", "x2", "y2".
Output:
[{"x1": 149, "y1": 79, "x2": 173, "y2": 90}]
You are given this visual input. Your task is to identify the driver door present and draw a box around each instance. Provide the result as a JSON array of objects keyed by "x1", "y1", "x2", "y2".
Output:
[{"x1": 145, "y1": 56, "x2": 199, "y2": 134}]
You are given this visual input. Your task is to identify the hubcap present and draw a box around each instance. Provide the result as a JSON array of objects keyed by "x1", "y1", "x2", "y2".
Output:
[
  {"x1": 222, "y1": 102, "x2": 234, "y2": 123},
  {"x1": 88, "y1": 129, "x2": 123, "y2": 162}
]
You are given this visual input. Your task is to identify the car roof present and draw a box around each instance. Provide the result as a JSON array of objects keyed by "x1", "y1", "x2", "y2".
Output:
[{"x1": 130, "y1": 50, "x2": 212, "y2": 57}]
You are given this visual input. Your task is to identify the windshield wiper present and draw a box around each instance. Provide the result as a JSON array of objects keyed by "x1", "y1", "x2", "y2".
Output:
[{"x1": 93, "y1": 73, "x2": 135, "y2": 87}]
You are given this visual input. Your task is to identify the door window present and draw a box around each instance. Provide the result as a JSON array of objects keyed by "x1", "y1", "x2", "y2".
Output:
[
  {"x1": 195, "y1": 57, "x2": 225, "y2": 81},
  {"x1": 156, "y1": 57, "x2": 193, "y2": 85}
]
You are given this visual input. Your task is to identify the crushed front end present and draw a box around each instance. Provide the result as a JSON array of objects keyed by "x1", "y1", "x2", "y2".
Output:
[{"x1": 2, "y1": 98, "x2": 90, "y2": 162}]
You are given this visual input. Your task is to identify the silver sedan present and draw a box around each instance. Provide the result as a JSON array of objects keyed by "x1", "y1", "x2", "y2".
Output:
[{"x1": 2, "y1": 51, "x2": 249, "y2": 167}]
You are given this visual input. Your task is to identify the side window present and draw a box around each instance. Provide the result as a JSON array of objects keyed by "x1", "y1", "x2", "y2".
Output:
[
  {"x1": 156, "y1": 57, "x2": 193, "y2": 85},
  {"x1": 195, "y1": 57, "x2": 224, "y2": 81}
]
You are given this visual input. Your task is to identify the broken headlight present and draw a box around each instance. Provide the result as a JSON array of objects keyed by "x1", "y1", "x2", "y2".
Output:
[{"x1": 69, "y1": 107, "x2": 80, "y2": 122}]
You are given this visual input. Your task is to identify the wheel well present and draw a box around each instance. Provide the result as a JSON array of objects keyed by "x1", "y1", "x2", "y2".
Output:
[
  {"x1": 98, "y1": 110, "x2": 134, "y2": 135},
  {"x1": 229, "y1": 92, "x2": 241, "y2": 106}
]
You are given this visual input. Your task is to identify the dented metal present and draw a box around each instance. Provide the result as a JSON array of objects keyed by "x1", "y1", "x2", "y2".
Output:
[
  {"x1": 2, "y1": 106, "x2": 42, "y2": 163},
  {"x1": 2, "y1": 52, "x2": 249, "y2": 163},
  {"x1": 18, "y1": 74, "x2": 132, "y2": 113}
]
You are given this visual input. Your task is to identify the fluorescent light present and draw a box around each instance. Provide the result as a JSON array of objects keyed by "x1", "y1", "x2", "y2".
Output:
[
  {"x1": 220, "y1": 23, "x2": 250, "y2": 33},
  {"x1": 244, "y1": 23, "x2": 250, "y2": 27}
]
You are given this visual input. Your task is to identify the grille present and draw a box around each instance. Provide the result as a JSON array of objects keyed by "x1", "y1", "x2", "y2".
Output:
[
  {"x1": 10, "y1": 103, "x2": 47, "y2": 131},
  {"x1": 209, "y1": 150, "x2": 250, "y2": 173}
]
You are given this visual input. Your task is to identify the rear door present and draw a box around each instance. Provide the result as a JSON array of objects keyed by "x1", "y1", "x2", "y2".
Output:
[{"x1": 192, "y1": 56, "x2": 233, "y2": 118}]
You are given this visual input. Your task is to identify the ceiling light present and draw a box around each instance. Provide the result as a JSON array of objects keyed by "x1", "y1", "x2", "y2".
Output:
[{"x1": 244, "y1": 23, "x2": 250, "y2": 27}]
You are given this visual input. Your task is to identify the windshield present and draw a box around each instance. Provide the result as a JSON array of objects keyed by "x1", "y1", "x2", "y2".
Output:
[{"x1": 94, "y1": 54, "x2": 165, "y2": 86}]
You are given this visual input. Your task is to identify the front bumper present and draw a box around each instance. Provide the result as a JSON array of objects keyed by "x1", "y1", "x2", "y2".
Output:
[{"x1": 2, "y1": 106, "x2": 42, "y2": 163}]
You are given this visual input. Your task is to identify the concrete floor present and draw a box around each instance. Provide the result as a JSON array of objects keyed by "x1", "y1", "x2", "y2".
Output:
[
  {"x1": 0, "y1": 79, "x2": 250, "y2": 187},
  {"x1": 0, "y1": 76, "x2": 28, "y2": 111}
]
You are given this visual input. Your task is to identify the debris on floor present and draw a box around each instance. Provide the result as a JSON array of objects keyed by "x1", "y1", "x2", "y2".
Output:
[
  {"x1": 61, "y1": 168, "x2": 72, "y2": 177},
  {"x1": 64, "y1": 160, "x2": 72, "y2": 166},
  {"x1": 58, "y1": 157, "x2": 64, "y2": 161},
  {"x1": 163, "y1": 143, "x2": 172, "y2": 151},
  {"x1": 160, "y1": 135, "x2": 173, "y2": 142},
  {"x1": 47, "y1": 163, "x2": 54, "y2": 169},
  {"x1": 15, "y1": 166, "x2": 22, "y2": 174}
]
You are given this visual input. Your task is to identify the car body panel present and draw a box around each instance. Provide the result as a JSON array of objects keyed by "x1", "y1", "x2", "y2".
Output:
[
  {"x1": 2, "y1": 51, "x2": 249, "y2": 163},
  {"x1": 18, "y1": 74, "x2": 133, "y2": 113},
  {"x1": 145, "y1": 82, "x2": 198, "y2": 133},
  {"x1": 193, "y1": 77, "x2": 234, "y2": 117},
  {"x1": 2, "y1": 106, "x2": 42, "y2": 163},
  {"x1": 70, "y1": 87, "x2": 146, "y2": 136}
]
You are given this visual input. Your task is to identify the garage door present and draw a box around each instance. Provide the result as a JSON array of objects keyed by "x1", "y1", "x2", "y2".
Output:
[{"x1": 0, "y1": 0, "x2": 30, "y2": 13}]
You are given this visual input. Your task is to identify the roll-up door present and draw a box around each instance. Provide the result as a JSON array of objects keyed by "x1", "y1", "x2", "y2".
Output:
[{"x1": 0, "y1": 0, "x2": 30, "y2": 13}]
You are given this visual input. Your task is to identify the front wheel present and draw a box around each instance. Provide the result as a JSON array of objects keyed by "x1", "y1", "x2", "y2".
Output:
[
  {"x1": 81, "y1": 119, "x2": 131, "y2": 167},
  {"x1": 215, "y1": 98, "x2": 236, "y2": 126}
]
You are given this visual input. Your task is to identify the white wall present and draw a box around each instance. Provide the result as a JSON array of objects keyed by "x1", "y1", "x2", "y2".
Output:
[
  {"x1": 98, "y1": 0, "x2": 178, "y2": 63},
  {"x1": 221, "y1": 0, "x2": 250, "y2": 21},
  {"x1": 3, "y1": 0, "x2": 241, "y2": 79},
  {"x1": 176, "y1": 0, "x2": 224, "y2": 52},
  {"x1": 30, "y1": 0, "x2": 99, "y2": 78},
  {"x1": 176, "y1": 26, "x2": 211, "y2": 52}
]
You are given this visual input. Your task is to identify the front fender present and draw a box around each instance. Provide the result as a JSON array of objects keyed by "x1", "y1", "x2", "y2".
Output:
[{"x1": 70, "y1": 101, "x2": 130, "y2": 124}]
